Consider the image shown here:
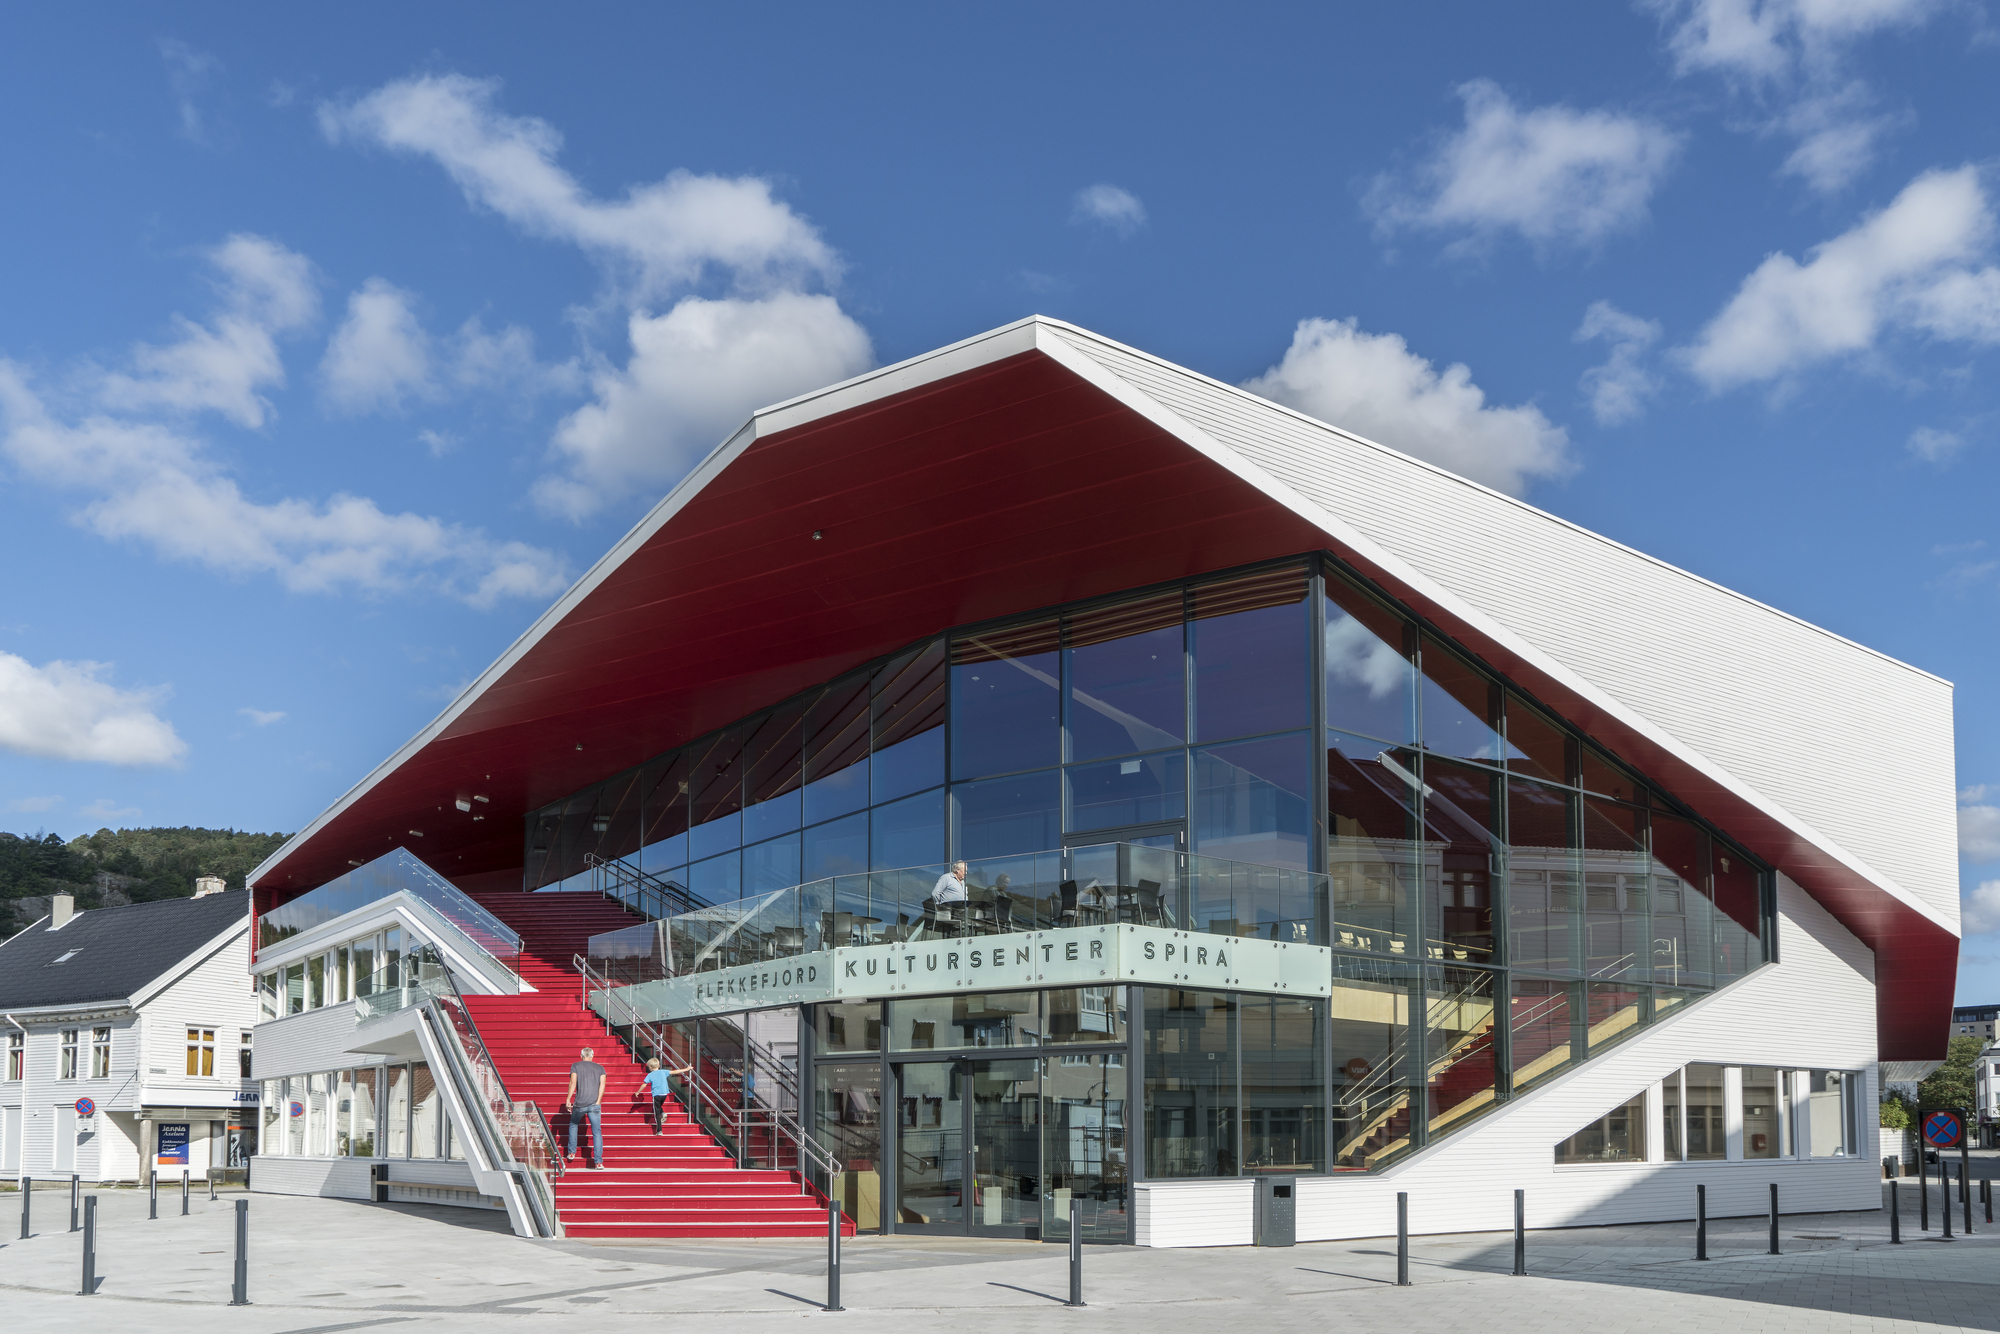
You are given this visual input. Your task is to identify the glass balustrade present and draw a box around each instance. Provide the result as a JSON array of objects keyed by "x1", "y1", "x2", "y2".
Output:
[{"x1": 257, "y1": 848, "x2": 523, "y2": 978}]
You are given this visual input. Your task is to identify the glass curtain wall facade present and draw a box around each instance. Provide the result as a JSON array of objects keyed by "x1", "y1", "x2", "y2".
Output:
[{"x1": 542, "y1": 554, "x2": 1775, "y2": 1188}]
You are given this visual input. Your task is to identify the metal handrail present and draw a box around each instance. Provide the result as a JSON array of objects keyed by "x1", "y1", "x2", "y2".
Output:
[
  {"x1": 436, "y1": 963, "x2": 565, "y2": 1184},
  {"x1": 585, "y1": 852, "x2": 709, "y2": 921},
  {"x1": 574, "y1": 954, "x2": 838, "y2": 1187}
]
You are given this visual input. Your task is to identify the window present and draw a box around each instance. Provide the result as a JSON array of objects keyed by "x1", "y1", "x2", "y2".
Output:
[
  {"x1": 1806, "y1": 1070, "x2": 1850, "y2": 1156},
  {"x1": 334, "y1": 947, "x2": 351, "y2": 1003},
  {"x1": 1555, "y1": 1090, "x2": 1647, "y2": 1163},
  {"x1": 1143, "y1": 987, "x2": 1239, "y2": 1177},
  {"x1": 239, "y1": 1032, "x2": 253, "y2": 1080},
  {"x1": 257, "y1": 971, "x2": 277, "y2": 1022},
  {"x1": 1742, "y1": 1067, "x2": 1782, "y2": 1159},
  {"x1": 91, "y1": 1027, "x2": 111, "y2": 1079},
  {"x1": 1684, "y1": 1063, "x2": 1726, "y2": 1159},
  {"x1": 6, "y1": 1031, "x2": 21, "y2": 1081},
  {"x1": 59, "y1": 1029, "x2": 80, "y2": 1079},
  {"x1": 186, "y1": 1028, "x2": 216, "y2": 1077}
]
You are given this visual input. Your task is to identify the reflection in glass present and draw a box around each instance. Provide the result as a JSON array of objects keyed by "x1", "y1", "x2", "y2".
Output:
[
  {"x1": 1507, "y1": 777, "x2": 1578, "y2": 974},
  {"x1": 952, "y1": 621, "x2": 1059, "y2": 780},
  {"x1": 872, "y1": 789, "x2": 944, "y2": 871},
  {"x1": 742, "y1": 789, "x2": 801, "y2": 845},
  {"x1": 1329, "y1": 962, "x2": 1415, "y2": 1171},
  {"x1": 803, "y1": 812, "x2": 868, "y2": 880},
  {"x1": 1582, "y1": 799, "x2": 1647, "y2": 981},
  {"x1": 1684, "y1": 1063, "x2": 1726, "y2": 1159},
  {"x1": 1241, "y1": 995, "x2": 1325, "y2": 1173},
  {"x1": 691, "y1": 729, "x2": 746, "y2": 828},
  {"x1": 1585, "y1": 980, "x2": 1645, "y2": 1060},
  {"x1": 688, "y1": 852, "x2": 741, "y2": 902},
  {"x1": 1426, "y1": 966, "x2": 1498, "y2": 1137},
  {"x1": 410, "y1": 1063, "x2": 440, "y2": 1159},
  {"x1": 1662, "y1": 1068, "x2": 1683, "y2": 1161},
  {"x1": 1324, "y1": 572, "x2": 1414, "y2": 744},
  {"x1": 1421, "y1": 757, "x2": 1499, "y2": 963},
  {"x1": 1807, "y1": 1070, "x2": 1848, "y2": 1156},
  {"x1": 688, "y1": 812, "x2": 740, "y2": 863},
  {"x1": 1506, "y1": 698, "x2": 1574, "y2": 786},
  {"x1": 1580, "y1": 749, "x2": 1640, "y2": 804},
  {"x1": 334, "y1": 1068, "x2": 355, "y2": 1156},
  {"x1": 804, "y1": 760, "x2": 870, "y2": 826},
  {"x1": 970, "y1": 1060, "x2": 1041, "y2": 1235},
  {"x1": 816, "y1": 1062, "x2": 883, "y2": 1230},
  {"x1": 1045, "y1": 987, "x2": 1129, "y2": 1044},
  {"x1": 743, "y1": 834, "x2": 802, "y2": 894},
  {"x1": 1510, "y1": 977, "x2": 1579, "y2": 1093},
  {"x1": 1192, "y1": 565, "x2": 1309, "y2": 743},
  {"x1": 1066, "y1": 592, "x2": 1185, "y2": 762},
  {"x1": 895, "y1": 1062, "x2": 962, "y2": 1229},
  {"x1": 1192, "y1": 732, "x2": 1311, "y2": 871},
  {"x1": 815, "y1": 1000, "x2": 882, "y2": 1053},
  {"x1": 386, "y1": 1063, "x2": 409, "y2": 1157},
  {"x1": 1327, "y1": 732, "x2": 1419, "y2": 956},
  {"x1": 1068, "y1": 752, "x2": 1184, "y2": 832},
  {"x1": 1043, "y1": 1053, "x2": 1128, "y2": 1242},
  {"x1": 1420, "y1": 636, "x2": 1503, "y2": 762},
  {"x1": 1554, "y1": 1090, "x2": 1645, "y2": 1163},
  {"x1": 806, "y1": 677, "x2": 870, "y2": 787},
  {"x1": 1143, "y1": 988, "x2": 1238, "y2": 1177},
  {"x1": 1742, "y1": 1066, "x2": 1780, "y2": 1159},
  {"x1": 953, "y1": 769, "x2": 1061, "y2": 861},
  {"x1": 890, "y1": 991, "x2": 1039, "y2": 1050}
]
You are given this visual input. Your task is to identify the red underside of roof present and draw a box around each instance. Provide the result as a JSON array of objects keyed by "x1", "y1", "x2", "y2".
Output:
[{"x1": 255, "y1": 348, "x2": 1955, "y2": 1060}]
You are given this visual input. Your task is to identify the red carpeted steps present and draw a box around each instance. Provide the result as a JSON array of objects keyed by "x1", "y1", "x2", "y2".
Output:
[{"x1": 459, "y1": 887, "x2": 849, "y2": 1238}]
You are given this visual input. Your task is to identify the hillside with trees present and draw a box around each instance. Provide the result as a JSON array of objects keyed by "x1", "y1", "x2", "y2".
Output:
[{"x1": 0, "y1": 826, "x2": 290, "y2": 934}]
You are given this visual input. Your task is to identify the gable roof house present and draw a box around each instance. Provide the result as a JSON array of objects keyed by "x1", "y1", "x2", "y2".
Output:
[{"x1": 2, "y1": 888, "x2": 257, "y2": 1182}]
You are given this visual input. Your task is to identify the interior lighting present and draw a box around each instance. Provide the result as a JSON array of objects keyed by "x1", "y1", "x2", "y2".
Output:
[{"x1": 473, "y1": 795, "x2": 489, "y2": 804}]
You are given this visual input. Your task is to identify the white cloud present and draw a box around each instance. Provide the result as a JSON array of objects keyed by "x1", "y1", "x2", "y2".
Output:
[
  {"x1": 0, "y1": 652, "x2": 184, "y2": 766},
  {"x1": 1243, "y1": 317, "x2": 1573, "y2": 497},
  {"x1": 239, "y1": 708, "x2": 286, "y2": 726},
  {"x1": 1645, "y1": 1, "x2": 1947, "y2": 194},
  {"x1": 417, "y1": 428, "x2": 457, "y2": 456},
  {"x1": 1682, "y1": 167, "x2": 2000, "y2": 390},
  {"x1": 1965, "y1": 880, "x2": 2000, "y2": 935},
  {"x1": 1961, "y1": 788, "x2": 2000, "y2": 862},
  {"x1": 1907, "y1": 426, "x2": 1965, "y2": 463},
  {"x1": 0, "y1": 360, "x2": 569, "y2": 610},
  {"x1": 322, "y1": 72, "x2": 872, "y2": 517},
  {"x1": 1072, "y1": 184, "x2": 1148, "y2": 237},
  {"x1": 5, "y1": 795, "x2": 63, "y2": 814},
  {"x1": 536, "y1": 293, "x2": 873, "y2": 520},
  {"x1": 1366, "y1": 80, "x2": 1681, "y2": 251},
  {"x1": 97, "y1": 235, "x2": 318, "y2": 428},
  {"x1": 319, "y1": 74, "x2": 839, "y2": 301},
  {"x1": 320, "y1": 278, "x2": 433, "y2": 414},
  {"x1": 76, "y1": 798, "x2": 141, "y2": 825},
  {"x1": 1575, "y1": 301, "x2": 1664, "y2": 424},
  {"x1": 158, "y1": 38, "x2": 222, "y2": 145}
]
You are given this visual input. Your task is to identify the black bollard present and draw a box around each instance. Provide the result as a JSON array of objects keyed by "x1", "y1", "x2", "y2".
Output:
[
  {"x1": 1512, "y1": 1188, "x2": 1526, "y2": 1276},
  {"x1": 19, "y1": 1173, "x2": 29, "y2": 1239},
  {"x1": 209, "y1": 1172, "x2": 217, "y2": 1203},
  {"x1": 1067, "y1": 1196, "x2": 1085, "y2": 1307},
  {"x1": 1768, "y1": 1182, "x2": 1780, "y2": 1255},
  {"x1": 181, "y1": 1172, "x2": 190, "y2": 1217},
  {"x1": 70, "y1": 1174, "x2": 79, "y2": 1232},
  {"x1": 1891, "y1": 1177, "x2": 1902, "y2": 1243},
  {"x1": 230, "y1": 1198, "x2": 249, "y2": 1306},
  {"x1": 78, "y1": 1195, "x2": 96, "y2": 1296},
  {"x1": 823, "y1": 1200, "x2": 843, "y2": 1313},
  {"x1": 148, "y1": 1170, "x2": 157, "y2": 1220},
  {"x1": 1921, "y1": 1156, "x2": 1930, "y2": 1231},
  {"x1": 1395, "y1": 1192, "x2": 1411, "y2": 1287},
  {"x1": 1696, "y1": 1183, "x2": 1708, "y2": 1260},
  {"x1": 1961, "y1": 1162, "x2": 1970, "y2": 1204},
  {"x1": 1942, "y1": 1170, "x2": 1953, "y2": 1240},
  {"x1": 1984, "y1": 1177, "x2": 1993, "y2": 1225},
  {"x1": 1962, "y1": 1162, "x2": 1973, "y2": 1235}
]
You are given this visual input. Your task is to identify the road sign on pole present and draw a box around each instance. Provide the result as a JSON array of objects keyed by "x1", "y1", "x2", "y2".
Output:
[{"x1": 1922, "y1": 1110, "x2": 1964, "y2": 1149}]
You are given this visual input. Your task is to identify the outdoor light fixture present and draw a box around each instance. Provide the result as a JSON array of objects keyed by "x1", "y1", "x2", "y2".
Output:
[
  {"x1": 473, "y1": 795, "x2": 489, "y2": 804},
  {"x1": 591, "y1": 814, "x2": 610, "y2": 833},
  {"x1": 455, "y1": 798, "x2": 472, "y2": 812},
  {"x1": 408, "y1": 829, "x2": 424, "y2": 837},
  {"x1": 812, "y1": 530, "x2": 822, "y2": 540}
]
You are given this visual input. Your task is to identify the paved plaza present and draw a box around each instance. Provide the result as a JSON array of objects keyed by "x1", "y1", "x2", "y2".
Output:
[{"x1": 2, "y1": 1177, "x2": 1998, "y2": 1334}]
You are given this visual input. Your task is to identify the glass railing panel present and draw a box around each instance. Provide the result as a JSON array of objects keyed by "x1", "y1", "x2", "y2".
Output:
[
  {"x1": 352, "y1": 947, "x2": 453, "y2": 1022},
  {"x1": 256, "y1": 848, "x2": 521, "y2": 977}
]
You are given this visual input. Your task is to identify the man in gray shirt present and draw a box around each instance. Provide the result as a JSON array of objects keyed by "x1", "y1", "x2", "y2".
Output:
[{"x1": 565, "y1": 1046, "x2": 608, "y2": 1169}]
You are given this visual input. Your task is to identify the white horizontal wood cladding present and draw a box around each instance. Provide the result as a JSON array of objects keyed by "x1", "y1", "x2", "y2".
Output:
[
  {"x1": 1045, "y1": 325, "x2": 1958, "y2": 931},
  {"x1": 1138, "y1": 875, "x2": 1882, "y2": 1244},
  {"x1": 253, "y1": 1004, "x2": 366, "y2": 1079}
]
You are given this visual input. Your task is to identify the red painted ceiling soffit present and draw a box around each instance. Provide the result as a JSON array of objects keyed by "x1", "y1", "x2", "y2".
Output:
[{"x1": 259, "y1": 350, "x2": 1325, "y2": 893}]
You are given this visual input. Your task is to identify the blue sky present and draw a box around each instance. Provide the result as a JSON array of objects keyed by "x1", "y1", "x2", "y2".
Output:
[{"x1": 2, "y1": 3, "x2": 1998, "y2": 999}]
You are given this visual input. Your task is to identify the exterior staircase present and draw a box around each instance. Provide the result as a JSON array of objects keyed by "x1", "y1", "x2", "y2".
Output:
[{"x1": 461, "y1": 887, "x2": 845, "y2": 1238}]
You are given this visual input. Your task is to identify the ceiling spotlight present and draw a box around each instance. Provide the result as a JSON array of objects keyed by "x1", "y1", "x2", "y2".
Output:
[
  {"x1": 812, "y1": 530, "x2": 822, "y2": 540},
  {"x1": 473, "y1": 794, "x2": 489, "y2": 804},
  {"x1": 576, "y1": 742, "x2": 584, "y2": 751},
  {"x1": 455, "y1": 798, "x2": 472, "y2": 812},
  {"x1": 472, "y1": 815, "x2": 484, "y2": 822},
  {"x1": 408, "y1": 829, "x2": 424, "y2": 838},
  {"x1": 348, "y1": 859, "x2": 364, "y2": 867}
]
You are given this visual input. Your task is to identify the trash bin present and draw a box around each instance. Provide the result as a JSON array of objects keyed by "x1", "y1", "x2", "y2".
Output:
[
  {"x1": 372, "y1": 1162, "x2": 391, "y2": 1203},
  {"x1": 1254, "y1": 1175, "x2": 1296, "y2": 1247},
  {"x1": 1883, "y1": 1155, "x2": 1900, "y2": 1179}
]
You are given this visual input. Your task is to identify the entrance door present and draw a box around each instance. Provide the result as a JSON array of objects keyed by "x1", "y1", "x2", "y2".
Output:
[
  {"x1": 53, "y1": 1105, "x2": 76, "y2": 1172},
  {"x1": 894, "y1": 1059, "x2": 1041, "y2": 1237}
]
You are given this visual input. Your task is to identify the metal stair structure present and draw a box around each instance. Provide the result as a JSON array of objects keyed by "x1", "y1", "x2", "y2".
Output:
[{"x1": 461, "y1": 887, "x2": 847, "y2": 1238}]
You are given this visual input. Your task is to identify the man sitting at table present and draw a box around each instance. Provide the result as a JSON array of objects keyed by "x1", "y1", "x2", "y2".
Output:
[{"x1": 930, "y1": 860, "x2": 970, "y2": 935}]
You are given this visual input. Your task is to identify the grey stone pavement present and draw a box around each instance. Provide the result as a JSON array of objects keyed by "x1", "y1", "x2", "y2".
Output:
[{"x1": 2, "y1": 1175, "x2": 1998, "y2": 1334}]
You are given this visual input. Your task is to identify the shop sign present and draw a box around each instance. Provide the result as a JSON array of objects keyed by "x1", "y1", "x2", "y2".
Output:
[
  {"x1": 596, "y1": 924, "x2": 1332, "y2": 1023},
  {"x1": 156, "y1": 1121, "x2": 190, "y2": 1166}
]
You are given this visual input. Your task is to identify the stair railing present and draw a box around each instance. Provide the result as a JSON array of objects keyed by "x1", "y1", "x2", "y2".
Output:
[
  {"x1": 574, "y1": 953, "x2": 839, "y2": 1195},
  {"x1": 584, "y1": 853, "x2": 709, "y2": 922}
]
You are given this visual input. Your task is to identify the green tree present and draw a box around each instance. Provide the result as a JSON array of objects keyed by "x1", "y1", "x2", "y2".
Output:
[
  {"x1": 0, "y1": 825, "x2": 290, "y2": 933},
  {"x1": 1917, "y1": 1034, "x2": 1985, "y2": 1111},
  {"x1": 1880, "y1": 1094, "x2": 1911, "y2": 1130}
]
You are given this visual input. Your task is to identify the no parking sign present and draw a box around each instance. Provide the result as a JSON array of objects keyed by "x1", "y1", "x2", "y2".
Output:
[{"x1": 1923, "y1": 1109, "x2": 1964, "y2": 1149}]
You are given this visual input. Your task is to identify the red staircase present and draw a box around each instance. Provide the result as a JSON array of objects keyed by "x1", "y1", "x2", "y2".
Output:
[{"x1": 461, "y1": 888, "x2": 846, "y2": 1238}]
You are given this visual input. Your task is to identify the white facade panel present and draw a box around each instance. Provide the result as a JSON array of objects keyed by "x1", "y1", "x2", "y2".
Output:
[
  {"x1": 1045, "y1": 325, "x2": 1958, "y2": 930},
  {"x1": 141, "y1": 930, "x2": 258, "y2": 1111},
  {"x1": 1134, "y1": 1178, "x2": 1255, "y2": 1247},
  {"x1": 253, "y1": 1003, "x2": 365, "y2": 1079}
]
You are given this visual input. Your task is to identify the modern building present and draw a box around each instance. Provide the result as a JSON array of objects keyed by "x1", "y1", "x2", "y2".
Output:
[
  {"x1": 1976, "y1": 1043, "x2": 1999, "y2": 1146},
  {"x1": 245, "y1": 317, "x2": 1959, "y2": 1245},
  {"x1": 1, "y1": 888, "x2": 258, "y2": 1182},
  {"x1": 1951, "y1": 1003, "x2": 1997, "y2": 1044}
]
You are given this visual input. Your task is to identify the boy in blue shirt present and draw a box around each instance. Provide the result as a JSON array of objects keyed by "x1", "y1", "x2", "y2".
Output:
[{"x1": 642, "y1": 1057, "x2": 692, "y2": 1135}]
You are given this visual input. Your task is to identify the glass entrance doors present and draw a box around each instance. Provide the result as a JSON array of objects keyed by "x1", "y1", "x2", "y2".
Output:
[{"x1": 895, "y1": 1059, "x2": 1040, "y2": 1238}]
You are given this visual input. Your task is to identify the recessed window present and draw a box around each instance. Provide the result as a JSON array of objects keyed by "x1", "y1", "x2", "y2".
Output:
[
  {"x1": 1555, "y1": 1090, "x2": 1646, "y2": 1163},
  {"x1": 59, "y1": 1029, "x2": 78, "y2": 1079},
  {"x1": 51, "y1": 949, "x2": 79, "y2": 964},
  {"x1": 6, "y1": 1031, "x2": 21, "y2": 1081},
  {"x1": 91, "y1": 1027, "x2": 111, "y2": 1079},
  {"x1": 186, "y1": 1027, "x2": 216, "y2": 1077}
]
